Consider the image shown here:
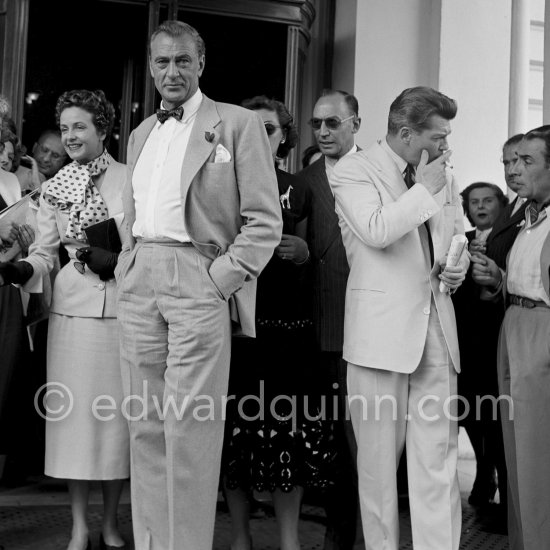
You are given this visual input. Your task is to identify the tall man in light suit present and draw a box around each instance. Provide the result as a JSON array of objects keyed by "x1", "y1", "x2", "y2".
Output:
[
  {"x1": 330, "y1": 87, "x2": 468, "y2": 550},
  {"x1": 116, "y1": 21, "x2": 282, "y2": 550}
]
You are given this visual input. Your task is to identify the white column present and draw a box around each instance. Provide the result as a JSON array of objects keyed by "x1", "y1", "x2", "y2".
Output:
[
  {"x1": 543, "y1": 0, "x2": 550, "y2": 124},
  {"x1": 509, "y1": 0, "x2": 530, "y2": 134}
]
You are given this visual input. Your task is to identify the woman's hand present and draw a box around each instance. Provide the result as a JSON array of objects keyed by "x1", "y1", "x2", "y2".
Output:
[
  {"x1": 469, "y1": 237, "x2": 486, "y2": 256},
  {"x1": 21, "y1": 155, "x2": 42, "y2": 191},
  {"x1": 76, "y1": 246, "x2": 118, "y2": 281},
  {"x1": 275, "y1": 234, "x2": 309, "y2": 263},
  {"x1": 16, "y1": 224, "x2": 35, "y2": 254},
  {"x1": 0, "y1": 220, "x2": 18, "y2": 245},
  {"x1": 471, "y1": 253, "x2": 502, "y2": 289}
]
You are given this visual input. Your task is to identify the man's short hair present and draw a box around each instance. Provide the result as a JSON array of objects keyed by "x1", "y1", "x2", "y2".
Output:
[
  {"x1": 387, "y1": 86, "x2": 457, "y2": 135},
  {"x1": 460, "y1": 182, "x2": 508, "y2": 225},
  {"x1": 319, "y1": 89, "x2": 359, "y2": 117},
  {"x1": 522, "y1": 125, "x2": 550, "y2": 164},
  {"x1": 150, "y1": 20, "x2": 205, "y2": 58},
  {"x1": 503, "y1": 133, "x2": 524, "y2": 151},
  {"x1": 36, "y1": 128, "x2": 62, "y2": 144}
]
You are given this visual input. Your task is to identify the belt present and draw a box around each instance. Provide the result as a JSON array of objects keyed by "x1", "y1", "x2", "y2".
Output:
[
  {"x1": 508, "y1": 294, "x2": 550, "y2": 309},
  {"x1": 136, "y1": 238, "x2": 193, "y2": 247}
]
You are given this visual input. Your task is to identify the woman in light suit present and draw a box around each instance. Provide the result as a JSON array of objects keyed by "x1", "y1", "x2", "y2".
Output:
[{"x1": 0, "y1": 89, "x2": 129, "y2": 550}]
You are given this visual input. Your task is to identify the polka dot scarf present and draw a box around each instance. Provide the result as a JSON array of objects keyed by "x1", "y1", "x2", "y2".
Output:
[{"x1": 44, "y1": 150, "x2": 112, "y2": 242}]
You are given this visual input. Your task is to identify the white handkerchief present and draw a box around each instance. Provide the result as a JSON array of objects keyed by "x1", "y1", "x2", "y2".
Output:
[{"x1": 214, "y1": 144, "x2": 232, "y2": 163}]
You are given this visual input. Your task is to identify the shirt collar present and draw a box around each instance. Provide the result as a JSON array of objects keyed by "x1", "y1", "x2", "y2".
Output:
[
  {"x1": 475, "y1": 227, "x2": 493, "y2": 241},
  {"x1": 325, "y1": 144, "x2": 357, "y2": 168},
  {"x1": 159, "y1": 88, "x2": 203, "y2": 125},
  {"x1": 381, "y1": 137, "x2": 408, "y2": 175}
]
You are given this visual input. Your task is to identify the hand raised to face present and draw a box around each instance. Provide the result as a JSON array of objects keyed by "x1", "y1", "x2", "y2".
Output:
[{"x1": 416, "y1": 149, "x2": 452, "y2": 196}]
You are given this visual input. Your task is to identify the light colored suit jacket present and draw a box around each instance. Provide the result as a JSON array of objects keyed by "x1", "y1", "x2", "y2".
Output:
[
  {"x1": 331, "y1": 140, "x2": 466, "y2": 373},
  {"x1": 23, "y1": 160, "x2": 127, "y2": 318},
  {"x1": 119, "y1": 95, "x2": 282, "y2": 337}
]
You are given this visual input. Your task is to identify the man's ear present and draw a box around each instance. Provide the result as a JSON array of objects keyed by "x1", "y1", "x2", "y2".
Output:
[
  {"x1": 399, "y1": 126, "x2": 413, "y2": 144},
  {"x1": 352, "y1": 117, "x2": 362, "y2": 134},
  {"x1": 198, "y1": 55, "x2": 206, "y2": 77}
]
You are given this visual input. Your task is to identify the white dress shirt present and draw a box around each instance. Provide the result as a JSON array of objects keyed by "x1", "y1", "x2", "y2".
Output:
[
  {"x1": 132, "y1": 89, "x2": 203, "y2": 241},
  {"x1": 507, "y1": 206, "x2": 550, "y2": 305}
]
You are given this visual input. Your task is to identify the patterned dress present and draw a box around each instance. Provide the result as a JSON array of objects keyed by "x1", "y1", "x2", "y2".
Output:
[{"x1": 222, "y1": 168, "x2": 336, "y2": 493}]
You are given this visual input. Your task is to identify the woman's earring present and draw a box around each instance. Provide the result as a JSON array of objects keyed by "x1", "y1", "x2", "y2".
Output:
[{"x1": 280, "y1": 137, "x2": 286, "y2": 144}]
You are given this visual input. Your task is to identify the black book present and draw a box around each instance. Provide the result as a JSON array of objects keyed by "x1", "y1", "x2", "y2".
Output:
[{"x1": 84, "y1": 218, "x2": 122, "y2": 254}]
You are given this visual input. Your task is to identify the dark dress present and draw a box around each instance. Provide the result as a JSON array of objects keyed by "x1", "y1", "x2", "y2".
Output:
[
  {"x1": 222, "y1": 168, "x2": 336, "y2": 493},
  {"x1": 0, "y1": 193, "x2": 30, "y2": 457}
]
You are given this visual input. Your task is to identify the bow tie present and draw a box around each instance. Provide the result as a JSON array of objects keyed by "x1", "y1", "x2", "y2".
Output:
[{"x1": 156, "y1": 106, "x2": 184, "y2": 124}]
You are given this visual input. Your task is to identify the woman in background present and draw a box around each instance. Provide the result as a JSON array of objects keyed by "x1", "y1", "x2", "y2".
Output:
[
  {"x1": 0, "y1": 89, "x2": 129, "y2": 550},
  {"x1": 221, "y1": 95, "x2": 335, "y2": 550}
]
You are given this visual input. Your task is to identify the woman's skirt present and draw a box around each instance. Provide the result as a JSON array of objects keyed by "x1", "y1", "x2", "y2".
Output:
[{"x1": 44, "y1": 313, "x2": 129, "y2": 480}]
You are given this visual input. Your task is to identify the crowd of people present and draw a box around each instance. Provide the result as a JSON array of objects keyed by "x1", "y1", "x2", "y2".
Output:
[{"x1": 0, "y1": 18, "x2": 549, "y2": 550}]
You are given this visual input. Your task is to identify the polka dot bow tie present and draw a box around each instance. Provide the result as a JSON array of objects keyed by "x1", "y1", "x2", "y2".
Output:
[{"x1": 156, "y1": 106, "x2": 184, "y2": 124}]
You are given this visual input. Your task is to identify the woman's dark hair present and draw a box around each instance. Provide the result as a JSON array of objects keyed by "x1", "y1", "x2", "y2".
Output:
[
  {"x1": 55, "y1": 89, "x2": 116, "y2": 144},
  {"x1": 460, "y1": 182, "x2": 508, "y2": 226},
  {"x1": 241, "y1": 95, "x2": 298, "y2": 159}
]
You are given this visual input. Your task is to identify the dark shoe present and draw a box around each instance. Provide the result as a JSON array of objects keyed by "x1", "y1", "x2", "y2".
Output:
[
  {"x1": 99, "y1": 534, "x2": 126, "y2": 550},
  {"x1": 478, "y1": 502, "x2": 508, "y2": 535}
]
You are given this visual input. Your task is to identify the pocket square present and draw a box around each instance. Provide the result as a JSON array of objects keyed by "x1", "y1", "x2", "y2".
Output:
[{"x1": 214, "y1": 144, "x2": 232, "y2": 163}]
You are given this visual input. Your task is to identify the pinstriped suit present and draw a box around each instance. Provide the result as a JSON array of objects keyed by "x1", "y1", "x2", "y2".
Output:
[
  {"x1": 300, "y1": 156, "x2": 361, "y2": 550},
  {"x1": 301, "y1": 156, "x2": 349, "y2": 353}
]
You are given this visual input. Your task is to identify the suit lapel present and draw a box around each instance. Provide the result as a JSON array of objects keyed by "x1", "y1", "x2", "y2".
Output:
[
  {"x1": 541, "y1": 227, "x2": 550, "y2": 299},
  {"x1": 489, "y1": 199, "x2": 528, "y2": 242},
  {"x1": 132, "y1": 116, "x2": 157, "y2": 174},
  {"x1": 310, "y1": 160, "x2": 341, "y2": 258},
  {"x1": 366, "y1": 141, "x2": 408, "y2": 201},
  {"x1": 180, "y1": 95, "x2": 219, "y2": 200}
]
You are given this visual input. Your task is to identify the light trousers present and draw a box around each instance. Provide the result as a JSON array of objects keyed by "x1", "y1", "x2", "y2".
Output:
[
  {"x1": 117, "y1": 241, "x2": 231, "y2": 550},
  {"x1": 347, "y1": 307, "x2": 461, "y2": 550},
  {"x1": 498, "y1": 304, "x2": 550, "y2": 550}
]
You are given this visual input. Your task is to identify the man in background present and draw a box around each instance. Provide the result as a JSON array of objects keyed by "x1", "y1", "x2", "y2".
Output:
[
  {"x1": 299, "y1": 89, "x2": 363, "y2": 550},
  {"x1": 15, "y1": 129, "x2": 67, "y2": 192}
]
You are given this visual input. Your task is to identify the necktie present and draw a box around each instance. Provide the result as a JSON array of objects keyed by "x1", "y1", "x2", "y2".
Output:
[
  {"x1": 528, "y1": 201, "x2": 548, "y2": 225},
  {"x1": 403, "y1": 164, "x2": 434, "y2": 266},
  {"x1": 156, "y1": 106, "x2": 184, "y2": 124},
  {"x1": 404, "y1": 163, "x2": 415, "y2": 189}
]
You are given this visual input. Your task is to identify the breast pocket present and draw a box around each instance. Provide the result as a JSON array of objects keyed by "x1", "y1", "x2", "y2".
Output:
[{"x1": 202, "y1": 161, "x2": 236, "y2": 186}]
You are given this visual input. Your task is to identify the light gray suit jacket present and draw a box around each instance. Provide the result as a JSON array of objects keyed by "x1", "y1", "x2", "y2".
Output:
[
  {"x1": 119, "y1": 94, "x2": 282, "y2": 337},
  {"x1": 23, "y1": 160, "x2": 127, "y2": 318},
  {"x1": 331, "y1": 140, "x2": 467, "y2": 373}
]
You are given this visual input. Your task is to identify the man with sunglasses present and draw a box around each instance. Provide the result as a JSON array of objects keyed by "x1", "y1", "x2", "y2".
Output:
[
  {"x1": 330, "y1": 86, "x2": 468, "y2": 550},
  {"x1": 299, "y1": 89, "x2": 363, "y2": 550}
]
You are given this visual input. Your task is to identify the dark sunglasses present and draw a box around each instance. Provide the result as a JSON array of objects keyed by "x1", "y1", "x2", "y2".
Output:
[
  {"x1": 308, "y1": 114, "x2": 355, "y2": 131},
  {"x1": 264, "y1": 123, "x2": 281, "y2": 136}
]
